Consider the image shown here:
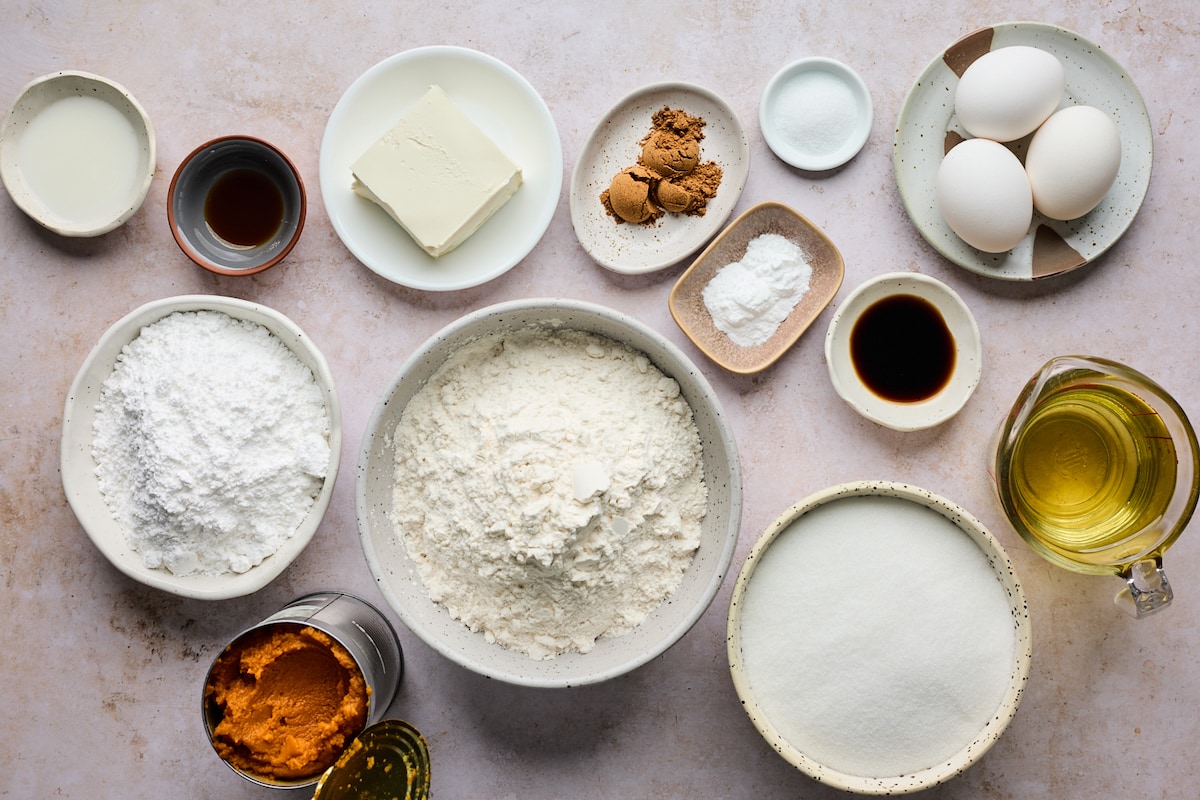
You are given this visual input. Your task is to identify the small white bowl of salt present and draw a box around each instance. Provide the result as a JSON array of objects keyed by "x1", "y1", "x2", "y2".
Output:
[{"x1": 759, "y1": 57, "x2": 872, "y2": 171}]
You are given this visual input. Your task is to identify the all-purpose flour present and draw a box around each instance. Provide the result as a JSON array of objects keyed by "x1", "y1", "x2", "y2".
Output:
[
  {"x1": 92, "y1": 310, "x2": 331, "y2": 576},
  {"x1": 390, "y1": 327, "x2": 708, "y2": 660}
]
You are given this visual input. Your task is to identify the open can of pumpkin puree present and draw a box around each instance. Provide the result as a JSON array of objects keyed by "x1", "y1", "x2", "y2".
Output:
[{"x1": 202, "y1": 592, "x2": 404, "y2": 789}]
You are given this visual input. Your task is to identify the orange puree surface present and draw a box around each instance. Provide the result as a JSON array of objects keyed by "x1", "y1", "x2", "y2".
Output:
[{"x1": 205, "y1": 623, "x2": 370, "y2": 781}]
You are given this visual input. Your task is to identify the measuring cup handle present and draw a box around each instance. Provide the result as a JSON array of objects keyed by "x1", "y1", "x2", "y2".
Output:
[{"x1": 1114, "y1": 558, "x2": 1173, "y2": 619}]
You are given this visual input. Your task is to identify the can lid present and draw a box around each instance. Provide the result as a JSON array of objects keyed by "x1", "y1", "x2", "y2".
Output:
[{"x1": 312, "y1": 719, "x2": 430, "y2": 799}]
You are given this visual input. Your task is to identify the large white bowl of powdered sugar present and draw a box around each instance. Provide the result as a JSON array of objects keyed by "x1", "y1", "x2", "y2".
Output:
[
  {"x1": 357, "y1": 298, "x2": 742, "y2": 687},
  {"x1": 61, "y1": 295, "x2": 341, "y2": 600},
  {"x1": 728, "y1": 481, "x2": 1032, "y2": 794}
]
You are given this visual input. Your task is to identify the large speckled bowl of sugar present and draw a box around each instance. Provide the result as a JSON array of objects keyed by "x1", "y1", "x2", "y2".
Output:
[
  {"x1": 357, "y1": 298, "x2": 742, "y2": 688},
  {"x1": 728, "y1": 481, "x2": 1032, "y2": 795},
  {"x1": 61, "y1": 295, "x2": 341, "y2": 600}
]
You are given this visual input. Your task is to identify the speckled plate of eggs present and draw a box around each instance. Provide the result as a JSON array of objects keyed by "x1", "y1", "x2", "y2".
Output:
[
  {"x1": 570, "y1": 82, "x2": 750, "y2": 275},
  {"x1": 894, "y1": 22, "x2": 1152, "y2": 281}
]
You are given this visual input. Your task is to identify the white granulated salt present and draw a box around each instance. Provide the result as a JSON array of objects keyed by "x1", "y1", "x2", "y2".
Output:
[
  {"x1": 738, "y1": 495, "x2": 1016, "y2": 778},
  {"x1": 702, "y1": 232, "x2": 812, "y2": 348},
  {"x1": 92, "y1": 310, "x2": 331, "y2": 576},
  {"x1": 390, "y1": 327, "x2": 708, "y2": 661},
  {"x1": 775, "y1": 70, "x2": 858, "y2": 156}
]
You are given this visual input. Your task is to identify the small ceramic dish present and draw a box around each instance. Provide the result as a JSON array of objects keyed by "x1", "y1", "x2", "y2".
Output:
[
  {"x1": 569, "y1": 81, "x2": 750, "y2": 275},
  {"x1": 824, "y1": 272, "x2": 981, "y2": 431},
  {"x1": 61, "y1": 295, "x2": 341, "y2": 600},
  {"x1": 760, "y1": 57, "x2": 872, "y2": 171},
  {"x1": 0, "y1": 70, "x2": 155, "y2": 236},
  {"x1": 168, "y1": 135, "x2": 306, "y2": 275},
  {"x1": 669, "y1": 201, "x2": 844, "y2": 374},
  {"x1": 728, "y1": 480, "x2": 1031, "y2": 795}
]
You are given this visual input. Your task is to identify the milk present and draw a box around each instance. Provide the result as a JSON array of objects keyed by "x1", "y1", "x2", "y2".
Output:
[{"x1": 19, "y1": 94, "x2": 142, "y2": 225}]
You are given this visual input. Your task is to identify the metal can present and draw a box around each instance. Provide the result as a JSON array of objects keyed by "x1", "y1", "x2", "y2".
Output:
[{"x1": 202, "y1": 592, "x2": 404, "y2": 788}]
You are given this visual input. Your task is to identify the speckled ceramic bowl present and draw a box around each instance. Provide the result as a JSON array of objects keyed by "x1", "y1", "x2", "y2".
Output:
[
  {"x1": 727, "y1": 481, "x2": 1032, "y2": 795},
  {"x1": 168, "y1": 136, "x2": 306, "y2": 275},
  {"x1": 357, "y1": 298, "x2": 742, "y2": 688},
  {"x1": 0, "y1": 70, "x2": 155, "y2": 236},
  {"x1": 60, "y1": 295, "x2": 340, "y2": 600}
]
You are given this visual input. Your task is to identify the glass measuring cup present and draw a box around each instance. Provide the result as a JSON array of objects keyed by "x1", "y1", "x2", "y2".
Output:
[{"x1": 990, "y1": 356, "x2": 1200, "y2": 618}]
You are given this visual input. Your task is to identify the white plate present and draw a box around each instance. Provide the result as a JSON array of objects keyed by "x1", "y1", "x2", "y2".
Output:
[
  {"x1": 760, "y1": 57, "x2": 873, "y2": 172},
  {"x1": 320, "y1": 47, "x2": 562, "y2": 292},
  {"x1": 570, "y1": 82, "x2": 749, "y2": 275},
  {"x1": 61, "y1": 296, "x2": 341, "y2": 601},
  {"x1": 894, "y1": 22, "x2": 1152, "y2": 281}
]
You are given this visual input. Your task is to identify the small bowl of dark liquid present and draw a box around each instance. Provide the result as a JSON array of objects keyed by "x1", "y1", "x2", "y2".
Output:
[
  {"x1": 168, "y1": 135, "x2": 306, "y2": 275},
  {"x1": 823, "y1": 272, "x2": 982, "y2": 431}
]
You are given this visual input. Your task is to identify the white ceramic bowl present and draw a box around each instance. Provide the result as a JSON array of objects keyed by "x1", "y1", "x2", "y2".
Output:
[
  {"x1": 824, "y1": 272, "x2": 982, "y2": 431},
  {"x1": 357, "y1": 298, "x2": 742, "y2": 688},
  {"x1": 0, "y1": 70, "x2": 155, "y2": 236},
  {"x1": 760, "y1": 57, "x2": 872, "y2": 171},
  {"x1": 61, "y1": 295, "x2": 341, "y2": 600},
  {"x1": 727, "y1": 481, "x2": 1032, "y2": 795}
]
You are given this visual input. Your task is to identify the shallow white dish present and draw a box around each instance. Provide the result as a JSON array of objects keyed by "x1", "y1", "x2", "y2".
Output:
[
  {"x1": 320, "y1": 46, "x2": 562, "y2": 291},
  {"x1": 0, "y1": 70, "x2": 155, "y2": 237},
  {"x1": 61, "y1": 295, "x2": 341, "y2": 600},
  {"x1": 569, "y1": 82, "x2": 750, "y2": 275},
  {"x1": 356, "y1": 298, "x2": 742, "y2": 688},
  {"x1": 824, "y1": 272, "x2": 982, "y2": 431},
  {"x1": 728, "y1": 481, "x2": 1032, "y2": 795},
  {"x1": 894, "y1": 22, "x2": 1152, "y2": 281},
  {"x1": 760, "y1": 57, "x2": 872, "y2": 171}
]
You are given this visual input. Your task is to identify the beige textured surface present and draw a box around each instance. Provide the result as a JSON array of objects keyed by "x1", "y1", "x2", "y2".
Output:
[{"x1": 2, "y1": 2, "x2": 1199, "y2": 797}]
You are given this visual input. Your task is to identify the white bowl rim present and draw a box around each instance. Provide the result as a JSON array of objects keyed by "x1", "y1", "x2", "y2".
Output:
[
  {"x1": 60, "y1": 294, "x2": 341, "y2": 600},
  {"x1": 356, "y1": 297, "x2": 743, "y2": 687},
  {"x1": 824, "y1": 271, "x2": 983, "y2": 431},
  {"x1": 759, "y1": 56, "x2": 873, "y2": 172},
  {"x1": 727, "y1": 479, "x2": 1033, "y2": 795},
  {"x1": 0, "y1": 69, "x2": 156, "y2": 236}
]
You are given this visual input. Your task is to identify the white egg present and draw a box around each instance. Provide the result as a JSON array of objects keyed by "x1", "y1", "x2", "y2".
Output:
[
  {"x1": 1024, "y1": 105, "x2": 1122, "y2": 220},
  {"x1": 936, "y1": 138, "x2": 1032, "y2": 253},
  {"x1": 955, "y1": 46, "x2": 1065, "y2": 142}
]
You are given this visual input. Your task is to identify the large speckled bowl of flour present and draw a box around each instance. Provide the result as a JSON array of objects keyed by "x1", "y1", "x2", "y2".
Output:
[
  {"x1": 357, "y1": 298, "x2": 742, "y2": 687},
  {"x1": 61, "y1": 295, "x2": 341, "y2": 600}
]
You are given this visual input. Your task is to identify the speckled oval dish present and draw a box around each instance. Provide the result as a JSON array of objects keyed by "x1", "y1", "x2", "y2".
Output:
[
  {"x1": 728, "y1": 481, "x2": 1032, "y2": 795},
  {"x1": 894, "y1": 22, "x2": 1152, "y2": 281},
  {"x1": 824, "y1": 272, "x2": 982, "y2": 431},
  {"x1": 320, "y1": 46, "x2": 562, "y2": 292},
  {"x1": 60, "y1": 295, "x2": 341, "y2": 601},
  {"x1": 570, "y1": 82, "x2": 750, "y2": 275},
  {"x1": 357, "y1": 298, "x2": 742, "y2": 688},
  {"x1": 669, "y1": 201, "x2": 844, "y2": 375},
  {"x1": 0, "y1": 70, "x2": 155, "y2": 237}
]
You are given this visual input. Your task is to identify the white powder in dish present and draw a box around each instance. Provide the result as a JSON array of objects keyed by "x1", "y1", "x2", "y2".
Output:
[
  {"x1": 737, "y1": 495, "x2": 1016, "y2": 778},
  {"x1": 91, "y1": 310, "x2": 331, "y2": 576},
  {"x1": 702, "y1": 233, "x2": 812, "y2": 348},
  {"x1": 390, "y1": 327, "x2": 708, "y2": 660}
]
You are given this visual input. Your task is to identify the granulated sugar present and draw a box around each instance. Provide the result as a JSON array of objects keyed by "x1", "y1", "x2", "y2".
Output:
[
  {"x1": 92, "y1": 310, "x2": 331, "y2": 576},
  {"x1": 390, "y1": 327, "x2": 707, "y2": 660},
  {"x1": 737, "y1": 494, "x2": 1016, "y2": 778}
]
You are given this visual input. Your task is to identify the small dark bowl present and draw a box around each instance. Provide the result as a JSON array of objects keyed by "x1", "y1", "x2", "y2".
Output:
[{"x1": 168, "y1": 135, "x2": 306, "y2": 275}]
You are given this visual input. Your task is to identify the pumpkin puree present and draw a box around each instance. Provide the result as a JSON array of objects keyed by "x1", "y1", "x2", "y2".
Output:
[{"x1": 205, "y1": 623, "x2": 370, "y2": 781}]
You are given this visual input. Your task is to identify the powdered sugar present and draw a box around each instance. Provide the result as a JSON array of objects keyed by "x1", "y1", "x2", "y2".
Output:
[
  {"x1": 702, "y1": 233, "x2": 812, "y2": 347},
  {"x1": 91, "y1": 310, "x2": 331, "y2": 576},
  {"x1": 390, "y1": 327, "x2": 708, "y2": 660}
]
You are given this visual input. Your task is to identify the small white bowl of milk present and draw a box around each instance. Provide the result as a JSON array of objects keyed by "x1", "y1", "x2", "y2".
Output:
[{"x1": 0, "y1": 70, "x2": 155, "y2": 237}]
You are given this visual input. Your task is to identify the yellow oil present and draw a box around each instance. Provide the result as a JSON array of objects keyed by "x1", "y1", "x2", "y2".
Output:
[{"x1": 1007, "y1": 382, "x2": 1177, "y2": 569}]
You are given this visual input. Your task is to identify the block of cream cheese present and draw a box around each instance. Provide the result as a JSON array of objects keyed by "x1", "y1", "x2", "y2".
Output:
[{"x1": 350, "y1": 85, "x2": 523, "y2": 257}]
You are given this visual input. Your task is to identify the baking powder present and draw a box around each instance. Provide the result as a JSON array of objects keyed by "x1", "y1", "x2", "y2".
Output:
[
  {"x1": 702, "y1": 233, "x2": 812, "y2": 347},
  {"x1": 92, "y1": 310, "x2": 331, "y2": 576},
  {"x1": 390, "y1": 327, "x2": 708, "y2": 660}
]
